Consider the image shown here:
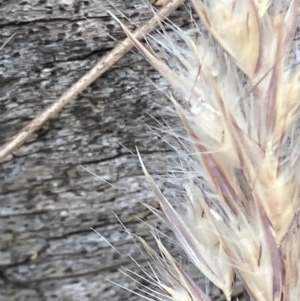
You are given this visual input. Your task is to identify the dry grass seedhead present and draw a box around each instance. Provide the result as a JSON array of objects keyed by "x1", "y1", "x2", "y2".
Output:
[{"x1": 120, "y1": 1, "x2": 300, "y2": 300}]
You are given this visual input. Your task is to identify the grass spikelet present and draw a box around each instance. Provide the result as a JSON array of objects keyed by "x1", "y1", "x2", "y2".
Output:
[{"x1": 118, "y1": 1, "x2": 300, "y2": 300}]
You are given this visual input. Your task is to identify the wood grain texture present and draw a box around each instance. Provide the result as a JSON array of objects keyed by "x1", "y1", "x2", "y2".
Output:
[
  {"x1": 0, "y1": 1, "x2": 188, "y2": 301},
  {"x1": 0, "y1": 1, "x2": 230, "y2": 300}
]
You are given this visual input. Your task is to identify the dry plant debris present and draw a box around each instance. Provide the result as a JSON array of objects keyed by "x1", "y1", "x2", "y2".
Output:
[{"x1": 115, "y1": 1, "x2": 300, "y2": 300}]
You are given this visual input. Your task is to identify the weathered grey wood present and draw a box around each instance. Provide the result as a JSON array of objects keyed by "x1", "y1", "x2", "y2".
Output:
[
  {"x1": 0, "y1": 1, "x2": 244, "y2": 300},
  {"x1": 0, "y1": 1, "x2": 198, "y2": 301}
]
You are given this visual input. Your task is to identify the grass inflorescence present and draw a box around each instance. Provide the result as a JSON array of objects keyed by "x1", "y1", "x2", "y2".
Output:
[{"x1": 118, "y1": 1, "x2": 300, "y2": 300}]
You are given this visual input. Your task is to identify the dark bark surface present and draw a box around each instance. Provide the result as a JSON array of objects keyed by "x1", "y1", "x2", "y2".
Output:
[{"x1": 0, "y1": 1, "x2": 194, "y2": 301}]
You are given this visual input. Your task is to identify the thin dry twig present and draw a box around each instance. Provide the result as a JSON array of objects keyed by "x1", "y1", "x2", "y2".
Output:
[
  {"x1": 0, "y1": 33, "x2": 16, "y2": 50},
  {"x1": 0, "y1": 0, "x2": 185, "y2": 163}
]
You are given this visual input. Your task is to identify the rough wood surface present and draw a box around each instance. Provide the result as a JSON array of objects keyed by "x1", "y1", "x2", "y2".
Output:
[
  {"x1": 0, "y1": 0, "x2": 246, "y2": 300},
  {"x1": 0, "y1": 1, "x2": 210, "y2": 301},
  {"x1": 2, "y1": 0, "x2": 300, "y2": 300}
]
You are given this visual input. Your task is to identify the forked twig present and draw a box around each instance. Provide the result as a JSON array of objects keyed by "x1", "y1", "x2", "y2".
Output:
[{"x1": 0, "y1": 0, "x2": 185, "y2": 163}]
